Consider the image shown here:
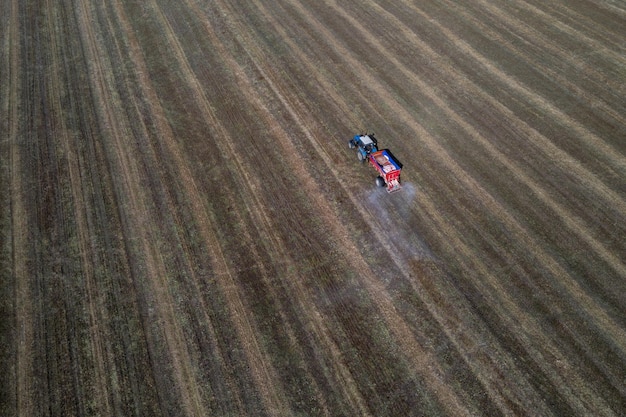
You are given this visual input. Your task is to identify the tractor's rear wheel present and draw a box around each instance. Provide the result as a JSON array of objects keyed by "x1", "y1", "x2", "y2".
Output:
[
  {"x1": 376, "y1": 176, "x2": 386, "y2": 187},
  {"x1": 358, "y1": 152, "x2": 365, "y2": 163}
]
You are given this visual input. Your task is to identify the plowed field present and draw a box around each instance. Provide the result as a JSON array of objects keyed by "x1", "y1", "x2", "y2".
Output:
[{"x1": 2, "y1": 0, "x2": 625, "y2": 415}]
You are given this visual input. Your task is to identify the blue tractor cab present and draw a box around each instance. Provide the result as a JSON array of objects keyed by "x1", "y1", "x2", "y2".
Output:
[{"x1": 349, "y1": 134, "x2": 378, "y2": 163}]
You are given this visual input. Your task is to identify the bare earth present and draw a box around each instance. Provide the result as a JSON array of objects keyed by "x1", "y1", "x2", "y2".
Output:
[{"x1": 2, "y1": 0, "x2": 625, "y2": 415}]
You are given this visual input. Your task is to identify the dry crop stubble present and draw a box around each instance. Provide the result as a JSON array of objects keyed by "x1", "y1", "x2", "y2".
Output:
[{"x1": 3, "y1": 0, "x2": 626, "y2": 415}]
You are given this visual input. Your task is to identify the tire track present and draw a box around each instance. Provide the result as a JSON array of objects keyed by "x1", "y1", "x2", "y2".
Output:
[
  {"x1": 586, "y1": 0, "x2": 626, "y2": 18},
  {"x1": 99, "y1": 0, "x2": 266, "y2": 412},
  {"x1": 226, "y1": 50, "x2": 472, "y2": 416},
  {"x1": 358, "y1": 0, "x2": 626, "y2": 311},
  {"x1": 521, "y1": 0, "x2": 626, "y2": 54},
  {"x1": 9, "y1": 0, "x2": 34, "y2": 415},
  {"x1": 72, "y1": 0, "x2": 205, "y2": 415},
  {"x1": 44, "y1": 0, "x2": 113, "y2": 413},
  {"x1": 0, "y1": 0, "x2": 16, "y2": 410},
  {"x1": 474, "y1": 0, "x2": 626, "y2": 98},
  {"x1": 103, "y1": 2, "x2": 246, "y2": 414},
  {"x1": 360, "y1": 0, "x2": 626, "y2": 309},
  {"x1": 332, "y1": 0, "x2": 626, "y2": 357},
  {"x1": 128, "y1": 1, "x2": 293, "y2": 414},
  {"x1": 54, "y1": 1, "x2": 159, "y2": 413},
  {"x1": 506, "y1": 0, "x2": 626, "y2": 97},
  {"x1": 442, "y1": 0, "x2": 626, "y2": 132}
]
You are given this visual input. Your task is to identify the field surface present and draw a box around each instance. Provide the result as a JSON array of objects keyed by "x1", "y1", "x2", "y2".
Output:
[{"x1": 2, "y1": 0, "x2": 626, "y2": 415}]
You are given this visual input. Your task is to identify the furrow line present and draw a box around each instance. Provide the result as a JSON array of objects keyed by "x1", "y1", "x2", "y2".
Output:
[
  {"x1": 73, "y1": 0, "x2": 203, "y2": 415},
  {"x1": 522, "y1": 0, "x2": 626, "y2": 54},
  {"x1": 379, "y1": 0, "x2": 626, "y2": 274},
  {"x1": 214, "y1": 182, "x2": 336, "y2": 415},
  {"x1": 45, "y1": 0, "x2": 113, "y2": 413},
  {"x1": 105, "y1": 2, "x2": 268, "y2": 412},
  {"x1": 10, "y1": 0, "x2": 34, "y2": 415},
  {"x1": 164, "y1": 1, "x2": 374, "y2": 410},
  {"x1": 476, "y1": 0, "x2": 626, "y2": 96},
  {"x1": 586, "y1": 0, "x2": 626, "y2": 17},
  {"x1": 104, "y1": 0, "x2": 255, "y2": 412},
  {"x1": 168, "y1": 0, "x2": 466, "y2": 412},
  {"x1": 144, "y1": 0, "x2": 291, "y2": 413},
  {"x1": 95, "y1": 0, "x2": 218, "y2": 413},
  {"x1": 58, "y1": 1, "x2": 149, "y2": 412},
  {"x1": 411, "y1": 176, "x2": 618, "y2": 416},
  {"x1": 447, "y1": 0, "x2": 626, "y2": 127}
]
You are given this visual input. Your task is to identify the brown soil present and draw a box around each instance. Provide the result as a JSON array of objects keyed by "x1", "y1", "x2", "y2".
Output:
[{"x1": 2, "y1": 0, "x2": 625, "y2": 415}]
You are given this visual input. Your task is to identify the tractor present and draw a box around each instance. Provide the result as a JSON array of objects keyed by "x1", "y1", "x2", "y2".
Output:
[
  {"x1": 348, "y1": 133, "x2": 402, "y2": 193},
  {"x1": 348, "y1": 133, "x2": 378, "y2": 163}
]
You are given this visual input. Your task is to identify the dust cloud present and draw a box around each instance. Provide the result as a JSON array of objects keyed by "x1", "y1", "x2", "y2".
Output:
[{"x1": 362, "y1": 182, "x2": 434, "y2": 268}]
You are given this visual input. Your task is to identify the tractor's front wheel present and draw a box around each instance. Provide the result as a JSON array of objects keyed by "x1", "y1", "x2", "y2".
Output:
[
  {"x1": 348, "y1": 140, "x2": 355, "y2": 149},
  {"x1": 376, "y1": 176, "x2": 386, "y2": 187}
]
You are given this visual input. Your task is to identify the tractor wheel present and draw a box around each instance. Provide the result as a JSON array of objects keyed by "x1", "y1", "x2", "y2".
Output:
[
  {"x1": 358, "y1": 152, "x2": 365, "y2": 163},
  {"x1": 376, "y1": 176, "x2": 386, "y2": 187},
  {"x1": 348, "y1": 140, "x2": 355, "y2": 149}
]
